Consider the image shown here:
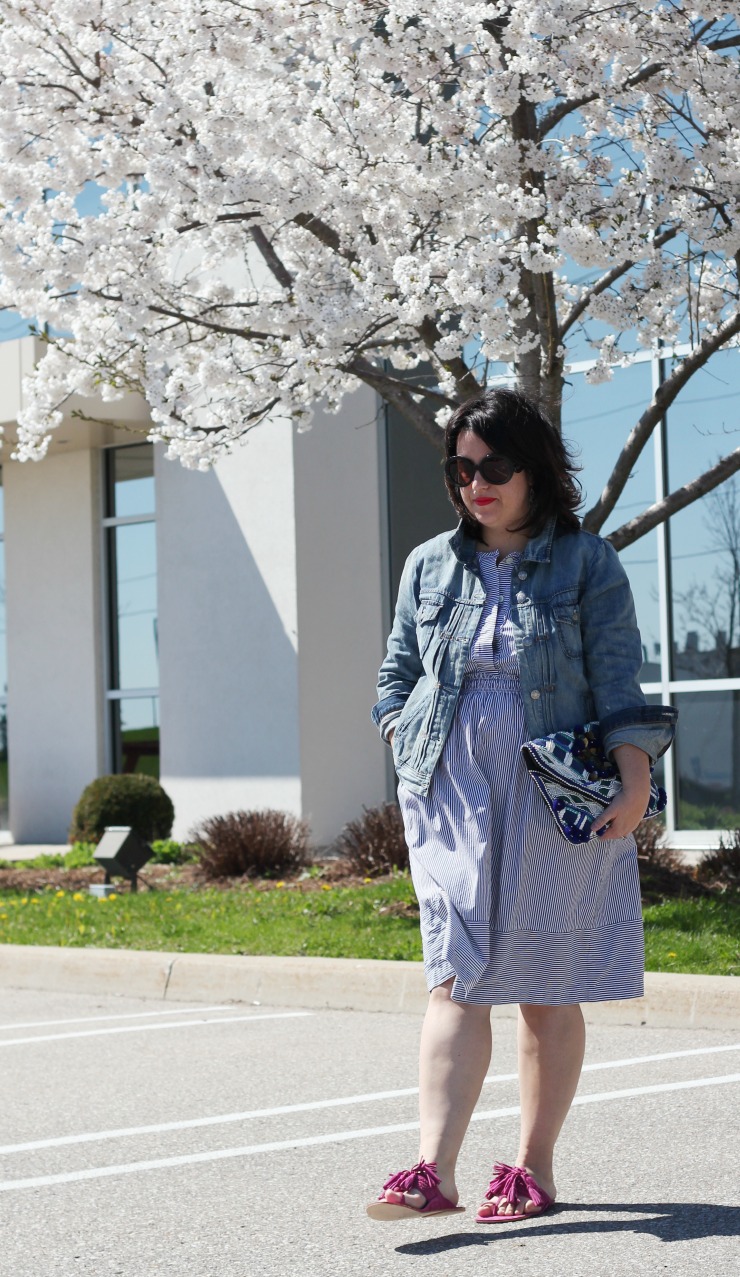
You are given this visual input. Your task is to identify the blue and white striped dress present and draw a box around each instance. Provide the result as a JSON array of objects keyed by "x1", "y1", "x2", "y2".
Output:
[{"x1": 398, "y1": 550, "x2": 644, "y2": 1006}]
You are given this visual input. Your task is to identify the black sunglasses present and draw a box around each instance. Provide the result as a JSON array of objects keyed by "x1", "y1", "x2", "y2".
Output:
[{"x1": 444, "y1": 453, "x2": 523, "y2": 488}]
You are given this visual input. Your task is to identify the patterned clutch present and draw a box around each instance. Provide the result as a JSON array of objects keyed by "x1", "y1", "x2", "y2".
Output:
[{"x1": 520, "y1": 722, "x2": 667, "y2": 844}]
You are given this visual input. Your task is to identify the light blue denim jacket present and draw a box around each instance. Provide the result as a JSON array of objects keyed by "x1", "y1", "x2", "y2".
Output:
[{"x1": 372, "y1": 517, "x2": 677, "y2": 796}]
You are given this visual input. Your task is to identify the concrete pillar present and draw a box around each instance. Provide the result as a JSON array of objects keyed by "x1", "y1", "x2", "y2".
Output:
[
  {"x1": 4, "y1": 450, "x2": 105, "y2": 842},
  {"x1": 156, "y1": 425, "x2": 301, "y2": 841},
  {"x1": 293, "y1": 389, "x2": 390, "y2": 847}
]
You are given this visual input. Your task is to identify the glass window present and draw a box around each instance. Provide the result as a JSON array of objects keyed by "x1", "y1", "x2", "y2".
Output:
[
  {"x1": 0, "y1": 468, "x2": 6, "y2": 828},
  {"x1": 104, "y1": 444, "x2": 159, "y2": 776},
  {"x1": 561, "y1": 362, "x2": 660, "y2": 678},
  {"x1": 111, "y1": 443, "x2": 156, "y2": 518},
  {"x1": 110, "y1": 522, "x2": 159, "y2": 690},
  {"x1": 672, "y1": 690, "x2": 740, "y2": 830},
  {"x1": 111, "y1": 697, "x2": 160, "y2": 780},
  {"x1": 665, "y1": 349, "x2": 740, "y2": 680}
]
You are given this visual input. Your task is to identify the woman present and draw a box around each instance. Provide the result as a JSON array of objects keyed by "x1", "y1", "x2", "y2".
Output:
[{"x1": 368, "y1": 388, "x2": 676, "y2": 1223}]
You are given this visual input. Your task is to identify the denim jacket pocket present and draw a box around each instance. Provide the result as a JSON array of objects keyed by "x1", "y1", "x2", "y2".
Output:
[
  {"x1": 552, "y1": 599, "x2": 583, "y2": 660},
  {"x1": 415, "y1": 598, "x2": 444, "y2": 659}
]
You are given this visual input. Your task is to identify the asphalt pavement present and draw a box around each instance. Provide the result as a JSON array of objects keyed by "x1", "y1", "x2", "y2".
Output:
[{"x1": 1, "y1": 986, "x2": 738, "y2": 1277}]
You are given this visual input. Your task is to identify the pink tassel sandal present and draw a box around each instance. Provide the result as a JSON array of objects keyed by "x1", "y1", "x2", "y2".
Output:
[
  {"x1": 476, "y1": 1161, "x2": 555, "y2": 1223},
  {"x1": 366, "y1": 1158, "x2": 466, "y2": 1220}
]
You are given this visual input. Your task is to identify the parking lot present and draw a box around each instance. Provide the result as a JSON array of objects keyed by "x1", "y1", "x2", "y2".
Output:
[{"x1": 1, "y1": 986, "x2": 738, "y2": 1277}]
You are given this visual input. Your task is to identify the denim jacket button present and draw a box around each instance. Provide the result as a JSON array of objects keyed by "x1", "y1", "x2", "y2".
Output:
[
  {"x1": 518, "y1": 571, "x2": 527, "y2": 580},
  {"x1": 530, "y1": 689, "x2": 541, "y2": 700}
]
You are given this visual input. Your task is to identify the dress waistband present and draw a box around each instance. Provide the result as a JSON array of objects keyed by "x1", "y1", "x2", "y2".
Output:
[{"x1": 462, "y1": 671, "x2": 520, "y2": 691}]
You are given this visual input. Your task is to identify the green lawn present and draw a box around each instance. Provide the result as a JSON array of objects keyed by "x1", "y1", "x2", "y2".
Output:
[
  {"x1": 1, "y1": 876, "x2": 739, "y2": 975},
  {"x1": 643, "y1": 895, "x2": 740, "y2": 977},
  {"x1": 0, "y1": 877, "x2": 424, "y2": 962}
]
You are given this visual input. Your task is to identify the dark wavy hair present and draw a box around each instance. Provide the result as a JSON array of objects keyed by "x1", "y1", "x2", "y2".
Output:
[{"x1": 443, "y1": 388, "x2": 582, "y2": 538}]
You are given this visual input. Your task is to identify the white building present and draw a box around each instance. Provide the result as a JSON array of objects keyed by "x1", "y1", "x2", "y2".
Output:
[{"x1": 0, "y1": 332, "x2": 738, "y2": 851}]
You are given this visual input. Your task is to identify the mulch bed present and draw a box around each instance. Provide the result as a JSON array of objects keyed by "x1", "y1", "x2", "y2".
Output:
[{"x1": 0, "y1": 858, "x2": 383, "y2": 896}]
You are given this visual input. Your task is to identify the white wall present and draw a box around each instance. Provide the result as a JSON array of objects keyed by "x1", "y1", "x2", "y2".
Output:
[
  {"x1": 4, "y1": 450, "x2": 105, "y2": 841},
  {"x1": 156, "y1": 424, "x2": 302, "y2": 840},
  {"x1": 293, "y1": 389, "x2": 390, "y2": 847}
]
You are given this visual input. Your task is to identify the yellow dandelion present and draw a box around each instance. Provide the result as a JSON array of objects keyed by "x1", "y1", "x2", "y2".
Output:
[
  {"x1": 667, "y1": 951, "x2": 677, "y2": 957},
  {"x1": 30, "y1": 898, "x2": 40, "y2": 906},
  {"x1": 275, "y1": 881, "x2": 286, "y2": 889},
  {"x1": 21, "y1": 897, "x2": 28, "y2": 905},
  {"x1": 363, "y1": 877, "x2": 372, "y2": 884},
  {"x1": 55, "y1": 889, "x2": 65, "y2": 897},
  {"x1": 320, "y1": 884, "x2": 332, "y2": 892},
  {"x1": 72, "y1": 892, "x2": 84, "y2": 901},
  {"x1": 78, "y1": 924, "x2": 85, "y2": 933},
  {"x1": 0, "y1": 913, "x2": 7, "y2": 921},
  {"x1": 108, "y1": 893, "x2": 117, "y2": 901}
]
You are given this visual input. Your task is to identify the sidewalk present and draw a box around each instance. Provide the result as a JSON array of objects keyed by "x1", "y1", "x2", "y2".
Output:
[{"x1": 0, "y1": 944, "x2": 738, "y2": 1029}]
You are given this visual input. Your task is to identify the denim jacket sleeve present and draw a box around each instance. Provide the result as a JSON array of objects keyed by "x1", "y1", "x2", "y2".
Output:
[
  {"x1": 579, "y1": 537, "x2": 676, "y2": 763},
  {"x1": 371, "y1": 549, "x2": 423, "y2": 736}
]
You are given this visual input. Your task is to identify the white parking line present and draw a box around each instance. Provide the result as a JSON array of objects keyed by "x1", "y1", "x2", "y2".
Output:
[
  {"x1": 0, "y1": 1005, "x2": 238, "y2": 1031},
  {"x1": 0, "y1": 1072, "x2": 738, "y2": 1193},
  {"x1": 1, "y1": 1041, "x2": 737, "y2": 1156},
  {"x1": 0, "y1": 1011, "x2": 312, "y2": 1047}
]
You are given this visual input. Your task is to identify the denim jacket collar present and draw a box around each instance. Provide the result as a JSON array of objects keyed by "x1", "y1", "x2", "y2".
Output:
[{"x1": 449, "y1": 516, "x2": 558, "y2": 569}]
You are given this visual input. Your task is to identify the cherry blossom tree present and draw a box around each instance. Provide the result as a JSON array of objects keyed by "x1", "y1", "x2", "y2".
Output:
[{"x1": 1, "y1": 1, "x2": 740, "y2": 546}]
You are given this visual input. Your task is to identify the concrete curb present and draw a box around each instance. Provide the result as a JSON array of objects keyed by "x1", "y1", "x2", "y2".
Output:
[{"x1": 1, "y1": 944, "x2": 739, "y2": 1029}]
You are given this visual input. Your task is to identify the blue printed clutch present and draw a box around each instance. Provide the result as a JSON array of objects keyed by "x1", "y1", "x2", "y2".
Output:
[{"x1": 521, "y1": 722, "x2": 667, "y2": 844}]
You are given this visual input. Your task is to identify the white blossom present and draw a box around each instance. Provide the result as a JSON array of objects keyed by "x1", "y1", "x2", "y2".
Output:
[{"x1": 0, "y1": 1, "x2": 738, "y2": 469}]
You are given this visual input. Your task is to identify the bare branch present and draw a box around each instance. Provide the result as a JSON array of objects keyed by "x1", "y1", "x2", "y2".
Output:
[
  {"x1": 607, "y1": 448, "x2": 740, "y2": 551},
  {"x1": 176, "y1": 211, "x2": 259, "y2": 235},
  {"x1": 417, "y1": 315, "x2": 481, "y2": 400},
  {"x1": 250, "y1": 225, "x2": 294, "y2": 290},
  {"x1": 292, "y1": 211, "x2": 358, "y2": 264},
  {"x1": 347, "y1": 356, "x2": 447, "y2": 449},
  {"x1": 582, "y1": 311, "x2": 740, "y2": 532},
  {"x1": 538, "y1": 62, "x2": 664, "y2": 140},
  {"x1": 559, "y1": 227, "x2": 680, "y2": 340}
]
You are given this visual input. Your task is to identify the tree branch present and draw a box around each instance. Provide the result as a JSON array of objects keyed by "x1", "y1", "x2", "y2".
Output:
[
  {"x1": 292, "y1": 211, "x2": 358, "y2": 264},
  {"x1": 582, "y1": 310, "x2": 740, "y2": 532},
  {"x1": 558, "y1": 227, "x2": 680, "y2": 340},
  {"x1": 417, "y1": 315, "x2": 481, "y2": 401},
  {"x1": 538, "y1": 62, "x2": 664, "y2": 140},
  {"x1": 607, "y1": 447, "x2": 740, "y2": 550},
  {"x1": 250, "y1": 225, "x2": 294, "y2": 290},
  {"x1": 347, "y1": 356, "x2": 446, "y2": 449}
]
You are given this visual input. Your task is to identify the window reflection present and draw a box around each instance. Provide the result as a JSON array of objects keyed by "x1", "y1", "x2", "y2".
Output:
[
  {"x1": 112, "y1": 443, "x2": 155, "y2": 518},
  {"x1": 111, "y1": 697, "x2": 160, "y2": 779},
  {"x1": 111, "y1": 522, "x2": 159, "y2": 690},
  {"x1": 106, "y1": 444, "x2": 159, "y2": 778},
  {"x1": 673, "y1": 690, "x2": 740, "y2": 830},
  {"x1": 561, "y1": 363, "x2": 660, "y2": 677},
  {"x1": 0, "y1": 468, "x2": 6, "y2": 828},
  {"x1": 666, "y1": 351, "x2": 740, "y2": 681}
]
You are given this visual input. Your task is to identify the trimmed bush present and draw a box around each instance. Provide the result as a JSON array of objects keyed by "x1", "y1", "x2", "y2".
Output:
[
  {"x1": 333, "y1": 802, "x2": 409, "y2": 877},
  {"x1": 69, "y1": 774, "x2": 175, "y2": 845},
  {"x1": 191, "y1": 809, "x2": 310, "y2": 879}
]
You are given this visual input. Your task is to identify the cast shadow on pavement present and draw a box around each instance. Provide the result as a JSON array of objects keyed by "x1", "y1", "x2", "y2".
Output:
[{"x1": 394, "y1": 1202, "x2": 740, "y2": 1255}]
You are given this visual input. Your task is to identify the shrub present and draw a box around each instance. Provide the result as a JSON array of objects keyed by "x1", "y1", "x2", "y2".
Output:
[
  {"x1": 696, "y1": 828, "x2": 740, "y2": 891},
  {"x1": 64, "y1": 842, "x2": 97, "y2": 868},
  {"x1": 333, "y1": 802, "x2": 409, "y2": 877},
  {"x1": 633, "y1": 818, "x2": 686, "y2": 873},
  {"x1": 69, "y1": 774, "x2": 175, "y2": 845},
  {"x1": 150, "y1": 839, "x2": 199, "y2": 865},
  {"x1": 191, "y1": 809, "x2": 310, "y2": 879}
]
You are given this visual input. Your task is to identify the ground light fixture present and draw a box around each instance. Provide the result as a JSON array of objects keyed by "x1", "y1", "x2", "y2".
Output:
[{"x1": 90, "y1": 826, "x2": 153, "y2": 896}]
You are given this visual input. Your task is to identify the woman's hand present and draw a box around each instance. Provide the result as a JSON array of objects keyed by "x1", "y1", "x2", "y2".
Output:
[{"x1": 590, "y1": 743, "x2": 651, "y2": 840}]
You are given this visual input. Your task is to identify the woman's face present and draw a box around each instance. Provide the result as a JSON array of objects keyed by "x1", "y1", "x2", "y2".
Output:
[{"x1": 455, "y1": 429, "x2": 531, "y2": 547}]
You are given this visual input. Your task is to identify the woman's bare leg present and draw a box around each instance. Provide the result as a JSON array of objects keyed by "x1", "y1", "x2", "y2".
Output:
[
  {"x1": 382, "y1": 979, "x2": 493, "y2": 1208},
  {"x1": 478, "y1": 1002, "x2": 585, "y2": 1217}
]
